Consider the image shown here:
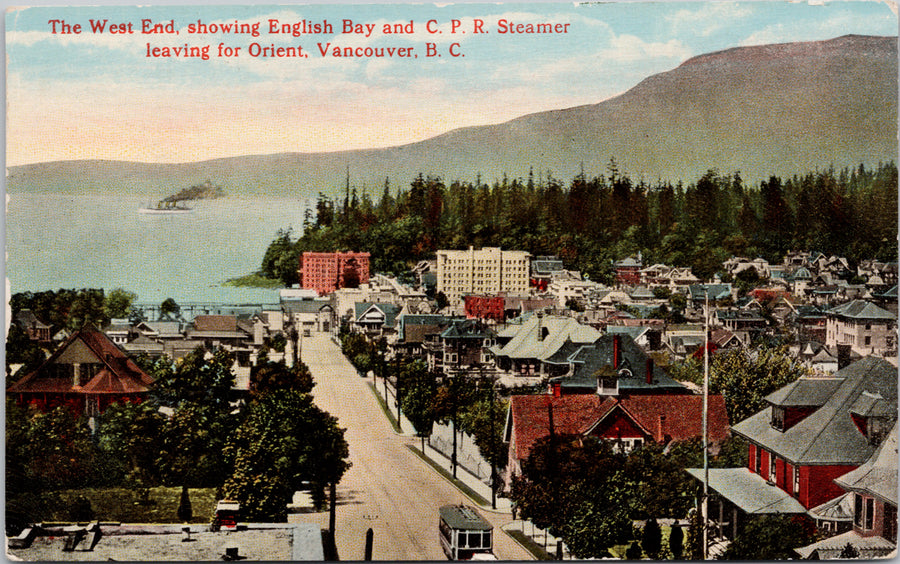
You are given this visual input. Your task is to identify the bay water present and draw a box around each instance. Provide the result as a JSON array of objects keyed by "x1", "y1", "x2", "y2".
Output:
[{"x1": 6, "y1": 193, "x2": 313, "y2": 306}]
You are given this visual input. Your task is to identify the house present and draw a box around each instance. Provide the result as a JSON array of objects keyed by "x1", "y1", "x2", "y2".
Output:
[
  {"x1": 825, "y1": 300, "x2": 896, "y2": 358},
  {"x1": 14, "y1": 309, "x2": 52, "y2": 343},
  {"x1": 686, "y1": 356, "x2": 897, "y2": 543},
  {"x1": 351, "y1": 302, "x2": 402, "y2": 337},
  {"x1": 688, "y1": 284, "x2": 733, "y2": 307},
  {"x1": 283, "y1": 300, "x2": 334, "y2": 335},
  {"x1": 547, "y1": 334, "x2": 687, "y2": 396},
  {"x1": 715, "y1": 309, "x2": 768, "y2": 345},
  {"x1": 186, "y1": 315, "x2": 253, "y2": 348},
  {"x1": 427, "y1": 319, "x2": 496, "y2": 376},
  {"x1": 795, "y1": 423, "x2": 897, "y2": 559},
  {"x1": 489, "y1": 313, "x2": 601, "y2": 385},
  {"x1": 393, "y1": 314, "x2": 453, "y2": 359},
  {"x1": 614, "y1": 256, "x2": 642, "y2": 286},
  {"x1": 8, "y1": 325, "x2": 154, "y2": 416},
  {"x1": 505, "y1": 392, "x2": 730, "y2": 486}
]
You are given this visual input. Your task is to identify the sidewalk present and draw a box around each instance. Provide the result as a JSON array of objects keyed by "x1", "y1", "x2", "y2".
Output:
[{"x1": 368, "y1": 374, "x2": 511, "y2": 515}]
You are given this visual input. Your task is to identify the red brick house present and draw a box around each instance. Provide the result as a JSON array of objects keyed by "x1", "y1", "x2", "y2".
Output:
[
  {"x1": 505, "y1": 392, "x2": 730, "y2": 486},
  {"x1": 688, "y1": 356, "x2": 897, "y2": 542},
  {"x1": 8, "y1": 326, "x2": 154, "y2": 416}
]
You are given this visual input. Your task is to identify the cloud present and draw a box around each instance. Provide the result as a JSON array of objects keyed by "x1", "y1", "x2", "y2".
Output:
[
  {"x1": 739, "y1": 8, "x2": 898, "y2": 46},
  {"x1": 666, "y1": 2, "x2": 755, "y2": 37}
]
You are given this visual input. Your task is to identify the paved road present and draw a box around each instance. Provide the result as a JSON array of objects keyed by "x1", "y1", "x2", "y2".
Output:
[{"x1": 292, "y1": 333, "x2": 532, "y2": 561}]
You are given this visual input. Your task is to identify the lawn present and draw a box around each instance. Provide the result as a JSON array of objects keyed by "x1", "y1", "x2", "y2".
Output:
[{"x1": 10, "y1": 486, "x2": 218, "y2": 524}]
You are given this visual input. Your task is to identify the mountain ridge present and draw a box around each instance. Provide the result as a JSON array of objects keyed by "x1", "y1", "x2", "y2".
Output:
[{"x1": 7, "y1": 34, "x2": 897, "y2": 198}]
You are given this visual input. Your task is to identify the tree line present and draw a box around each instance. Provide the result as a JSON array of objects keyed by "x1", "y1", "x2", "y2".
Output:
[{"x1": 261, "y1": 161, "x2": 898, "y2": 285}]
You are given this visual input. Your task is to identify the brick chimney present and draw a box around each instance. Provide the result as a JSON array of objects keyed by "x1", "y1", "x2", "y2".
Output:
[
  {"x1": 646, "y1": 357, "x2": 654, "y2": 384},
  {"x1": 613, "y1": 335, "x2": 621, "y2": 368},
  {"x1": 551, "y1": 382, "x2": 561, "y2": 397}
]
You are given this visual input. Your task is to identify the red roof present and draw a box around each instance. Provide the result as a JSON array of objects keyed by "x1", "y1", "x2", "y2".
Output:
[
  {"x1": 9, "y1": 326, "x2": 153, "y2": 396},
  {"x1": 509, "y1": 393, "x2": 730, "y2": 463}
]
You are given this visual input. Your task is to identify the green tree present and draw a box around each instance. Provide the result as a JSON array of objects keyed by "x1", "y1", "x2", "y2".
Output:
[
  {"x1": 672, "y1": 346, "x2": 809, "y2": 424},
  {"x1": 722, "y1": 515, "x2": 816, "y2": 560},
  {"x1": 249, "y1": 359, "x2": 315, "y2": 397},
  {"x1": 220, "y1": 391, "x2": 350, "y2": 520},
  {"x1": 5, "y1": 324, "x2": 47, "y2": 381},
  {"x1": 96, "y1": 402, "x2": 166, "y2": 488},
  {"x1": 150, "y1": 348, "x2": 235, "y2": 409},
  {"x1": 105, "y1": 288, "x2": 138, "y2": 319},
  {"x1": 160, "y1": 297, "x2": 181, "y2": 318}
]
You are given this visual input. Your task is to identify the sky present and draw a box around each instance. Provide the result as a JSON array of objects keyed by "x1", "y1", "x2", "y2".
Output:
[{"x1": 5, "y1": 1, "x2": 898, "y2": 166}]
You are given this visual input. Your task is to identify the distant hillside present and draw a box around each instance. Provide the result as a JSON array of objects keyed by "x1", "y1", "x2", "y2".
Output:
[{"x1": 7, "y1": 34, "x2": 897, "y2": 199}]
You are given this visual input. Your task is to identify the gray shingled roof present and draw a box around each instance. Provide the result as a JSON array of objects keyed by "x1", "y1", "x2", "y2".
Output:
[
  {"x1": 556, "y1": 334, "x2": 685, "y2": 393},
  {"x1": 685, "y1": 468, "x2": 807, "y2": 514},
  {"x1": 827, "y1": 300, "x2": 895, "y2": 320},
  {"x1": 491, "y1": 315, "x2": 600, "y2": 361},
  {"x1": 835, "y1": 423, "x2": 898, "y2": 505},
  {"x1": 765, "y1": 378, "x2": 844, "y2": 408},
  {"x1": 732, "y1": 357, "x2": 898, "y2": 465}
]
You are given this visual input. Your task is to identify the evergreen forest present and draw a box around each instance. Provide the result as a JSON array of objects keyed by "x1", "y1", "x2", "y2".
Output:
[{"x1": 261, "y1": 162, "x2": 898, "y2": 285}]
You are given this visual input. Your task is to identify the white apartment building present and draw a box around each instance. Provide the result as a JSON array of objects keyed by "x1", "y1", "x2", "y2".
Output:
[{"x1": 436, "y1": 247, "x2": 531, "y2": 305}]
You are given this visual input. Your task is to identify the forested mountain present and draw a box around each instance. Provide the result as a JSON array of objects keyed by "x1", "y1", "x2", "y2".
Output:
[
  {"x1": 7, "y1": 35, "x2": 897, "y2": 198},
  {"x1": 261, "y1": 163, "x2": 898, "y2": 285}
]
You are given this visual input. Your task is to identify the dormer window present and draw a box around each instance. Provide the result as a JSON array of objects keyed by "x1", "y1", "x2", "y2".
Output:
[
  {"x1": 597, "y1": 376, "x2": 618, "y2": 396},
  {"x1": 772, "y1": 406, "x2": 786, "y2": 431}
]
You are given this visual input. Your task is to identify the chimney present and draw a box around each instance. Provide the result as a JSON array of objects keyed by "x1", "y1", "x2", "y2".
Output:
[
  {"x1": 613, "y1": 335, "x2": 621, "y2": 368},
  {"x1": 657, "y1": 415, "x2": 666, "y2": 443},
  {"x1": 551, "y1": 382, "x2": 561, "y2": 398},
  {"x1": 537, "y1": 312, "x2": 545, "y2": 341},
  {"x1": 646, "y1": 357, "x2": 654, "y2": 385},
  {"x1": 837, "y1": 344, "x2": 852, "y2": 370}
]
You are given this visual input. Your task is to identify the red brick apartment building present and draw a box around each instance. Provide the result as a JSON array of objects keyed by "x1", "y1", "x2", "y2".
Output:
[{"x1": 299, "y1": 251, "x2": 370, "y2": 295}]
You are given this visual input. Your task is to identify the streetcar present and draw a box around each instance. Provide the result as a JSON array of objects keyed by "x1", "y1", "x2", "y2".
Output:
[{"x1": 438, "y1": 504, "x2": 496, "y2": 560}]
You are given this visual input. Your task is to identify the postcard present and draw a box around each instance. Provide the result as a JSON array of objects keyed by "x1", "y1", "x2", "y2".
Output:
[{"x1": 5, "y1": 1, "x2": 898, "y2": 561}]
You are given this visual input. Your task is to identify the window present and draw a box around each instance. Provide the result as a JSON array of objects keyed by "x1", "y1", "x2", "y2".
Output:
[
  {"x1": 794, "y1": 466, "x2": 800, "y2": 496},
  {"x1": 855, "y1": 494, "x2": 875, "y2": 530},
  {"x1": 772, "y1": 406, "x2": 785, "y2": 431},
  {"x1": 754, "y1": 446, "x2": 762, "y2": 474},
  {"x1": 769, "y1": 455, "x2": 777, "y2": 484}
]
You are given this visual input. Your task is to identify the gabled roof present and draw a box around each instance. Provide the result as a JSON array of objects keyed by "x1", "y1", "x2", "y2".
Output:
[
  {"x1": 835, "y1": 422, "x2": 898, "y2": 505},
  {"x1": 354, "y1": 302, "x2": 402, "y2": 328},
  {"x1": 491, "y1": 315, "x2": 600, "y2": 361},
  {"x1": 8, "y1": 326, "x2": 153, "y2": 395},
  {"x1": 826, "y1": 300, "x2": 895, "y2": 321},
  {"x1": 765, "y1": 378, "x2": 844, "y2": 408},
  {"x1": 509, "y1": 392, "x2": 729, "y2": 462},
  {"x1": 732, "y1": 357, "x2": 898, "y2": 465}
]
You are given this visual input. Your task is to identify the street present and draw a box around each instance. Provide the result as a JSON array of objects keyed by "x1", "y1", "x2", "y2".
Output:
[{"x1": 292, "y1": 333, "x2": 532, "y2": 561}]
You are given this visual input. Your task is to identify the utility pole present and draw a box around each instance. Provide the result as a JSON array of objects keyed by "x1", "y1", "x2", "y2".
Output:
[{"x1": 702, "y1": 289, "x2": 710, "y2": 560}]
